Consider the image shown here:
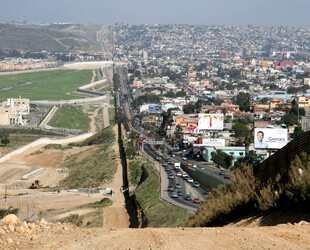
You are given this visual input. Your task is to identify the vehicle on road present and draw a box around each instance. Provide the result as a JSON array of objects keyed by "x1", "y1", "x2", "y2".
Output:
[
  {"x1": 162, "y1": 162, "x2": 168, "y2": 166},
  {"x1": 168, "y1": 173, "x2": 175, "y2": 179},
  {"x1": 187, "y1": 178, "x2": 194, "y2": 183},
  {"x1": 182, "y1": 157, "x2": 187, "y2": 161},
  {"x1": 187, "y1": 163, "x2": 192, "y2": 167},
  {"x1": 219, "y1": 170, "x2": 226, "y2": 175},
  {"x1": 224, "y1": 175, "x2": 231, "y2": 179},
  {"x1": 193, "y1": 181, "x2": 200, "y2": 187},
  {"x1": 155, "y1": 156, "x2": 161, "y2": 161},
  {"x1": 168, "y1": 185, "x2": 174, "y2": 192},
  {"x1": 193, "y1": 164, "x2": 197, "y2": 168},
  {"x1": 193, "y1": 198, "x2": 201, "y2": 204},
  {"x1": 205, "y1": 187, "x2": 211, "y2": 194},
  {"x1": 171, "y1": 192, "x2": 178, "y2": 198},
  {"x1": 165, "y1": 167, "x2": 170, "y2": 171},
  {"x1": 175, "y1": 183, "x2": 181, "y2": 189},
  {"x1": 182, "y1": 173, "x2": 188, "y2": 178},
  {"x1": 177, "y1": 190, "x2": 183, "y2": 196},
  {"x1": 184, "y1": 193, "x2": 192, "y2": 201},
  {"x1": 174, "y1": 162, "x2": 181, "y2": 170},
  {"x1": 176, "y1": 171, "x2": 182, "y2": 176},
  {"x1": 171, "y1": 154, "x2": 176, "y2": 157}
]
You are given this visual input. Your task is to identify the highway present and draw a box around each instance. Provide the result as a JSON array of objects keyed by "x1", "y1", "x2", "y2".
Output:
[{"x1": 115, "y1": 65, "x2": 234, "y2": 212}]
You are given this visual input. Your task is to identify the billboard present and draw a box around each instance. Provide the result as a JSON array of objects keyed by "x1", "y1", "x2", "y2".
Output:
[
  {"x1": 202, "y1": 138, "x2": 225, "y2": 147},
  {"x1": 148, "y1": 105, "x2": 162, "y2": 114},
  {"x1": 254, "y1": 128, "x2": 287, "y2": 149},
  {"x1": 198, "y1": 113, "x2": 224, "y2": 130}
]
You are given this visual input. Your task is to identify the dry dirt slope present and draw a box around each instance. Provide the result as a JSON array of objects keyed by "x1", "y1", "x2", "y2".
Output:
[{"x1": 1, "y1": 222, "x2": 310, "y2": 249}]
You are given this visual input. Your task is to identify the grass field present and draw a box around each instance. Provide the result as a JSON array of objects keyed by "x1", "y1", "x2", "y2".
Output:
[
  {"x1": 0, "y1": 70, "x2": 92, "y2": 101},
  {"x1": 48, "y1": 105, "x2": 91, "y2": 131}
]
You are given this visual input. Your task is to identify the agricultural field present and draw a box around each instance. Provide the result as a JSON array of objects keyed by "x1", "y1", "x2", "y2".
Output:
[{"x1": 0, "y1": 69, "x2": 92, "y2": 101}]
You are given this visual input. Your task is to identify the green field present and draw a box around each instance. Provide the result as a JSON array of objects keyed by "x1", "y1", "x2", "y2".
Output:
[
  {"x1": 0, "y1": 70, "x2": 92, "y2": 101},
  {"x1": 48, "y1": 105, "x2": 91, "y2": 131}
]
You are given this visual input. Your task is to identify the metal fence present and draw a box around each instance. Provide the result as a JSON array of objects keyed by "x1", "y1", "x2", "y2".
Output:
[{"x1": 254, "y1": 130, "x2": 310, "y2": 185}]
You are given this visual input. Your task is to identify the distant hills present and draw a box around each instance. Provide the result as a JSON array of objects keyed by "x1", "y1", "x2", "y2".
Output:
[{"x1": 0, "y1": 23, "x2": 103, "y2": 52}]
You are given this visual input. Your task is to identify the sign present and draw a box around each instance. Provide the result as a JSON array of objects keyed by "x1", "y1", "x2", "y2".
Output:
[
  {"x1": 198, "y1": 113, "x2": 224, "y2": 130},
  {"x1": 148, "y1": 105, "x2": 162, "y2": 114},
  {"x1": 254, "y1": 128, "x2": 287, "y2": 149},
  {"x1": 144, "y1": 141, "x2": 164, "y2": 145},
  {"x1": 202, "y1": 138, "x2": 225, "y2": 147}
]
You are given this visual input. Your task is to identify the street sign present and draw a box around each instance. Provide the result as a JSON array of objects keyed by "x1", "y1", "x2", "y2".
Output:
[{"x1": 144, "y1": 141, "x2": 164, "y2": 145}]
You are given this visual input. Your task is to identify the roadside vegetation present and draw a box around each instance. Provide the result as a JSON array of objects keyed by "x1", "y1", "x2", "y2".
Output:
[
  {"x1": 0, "y1": 69, "x2": 92, "y2": 101},
  {"x1": 186, "y1": 152, "x2": 310, "y2": 227},
  {"x1": 57, "y1": 126, "x2": 116, "y2": 189},
  {"x1": 129, "y1": 157, "x2": 192, "y2": 227},
  {"x1": 48, "y1": 104, "x2": 91, "y2": 131}
]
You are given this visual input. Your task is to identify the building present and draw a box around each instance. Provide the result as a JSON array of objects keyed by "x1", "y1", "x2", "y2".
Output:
[{"x1": 0, "y1": 97, "x2": 30, "y2": 125}]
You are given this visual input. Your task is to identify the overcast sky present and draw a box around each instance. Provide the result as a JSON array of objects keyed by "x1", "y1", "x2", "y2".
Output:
[{"x1": 1, "y1": 0, "x2": 310, "y2": 27}]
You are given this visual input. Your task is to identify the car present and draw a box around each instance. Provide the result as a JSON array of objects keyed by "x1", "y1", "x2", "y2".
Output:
[
  {"x1": 193, "y1": 164, "x2": 197, "y2": 168},
  {"x1": 176, "y1": 171, "x2": 182, "y2": 176},
  {"x1": 184, "y1": 176, "x2": 190, "y2": 181},
  {"x1": 170, "y1": 192, "x2": 178, "y2": 198},
  {"x1": 162, "y1": 162, "x2": 168, "y2": 166},
  {"x1": 205, "y1": 188, "x2": 211, "y2": 194},
  {"x1": 184, "y1": 193, "x2": 192, "y2": 201},
  {"x1": 187, "y1": 163, "x2": 192, "y2": 167},
  {"x1": 187, "y1": 178, "x2": 194, "y2": 183},
  {"x1": 167, "y1": 160, "x2": 172, "y2": 164},
  {"x1": 193, "y1": 198, "x2": 201, "y2": 204},
  {"x1": 182, "y1": 157, "x2": 187, "y2": 161},
  {"x1": 175, "y1": 183, "x2": 181, "y2": 189},
  {"x1": 171, "y1": 154, "x2": 176, "y2": 157},
  {"x1": 177, "y1": 190, "x2": 183, "y2": 196},
  {"x1": 182, "y1": 173, "x2": 188, "y2": 178},
  {"x1": 168, "y1": 185, "x2": 174, "y2": 192},
  {"x1": 165, "y1": 167, "x2": 170, "y2": 171},
  {"x1": 194, "y1": 181, "x2": 200, "y2": 187},
  {"x1": 168, "y1": 173, "x2": 175, "y2": 179},
  {"x1": 224, "y1": 175, "x2": 231, "y2": 179},
  {"x1": 155, "y1": 156, "x2": 161, "y2": 161},
  {"x1": 219, "y1": 170, "x2": 226, "y2": 175}
]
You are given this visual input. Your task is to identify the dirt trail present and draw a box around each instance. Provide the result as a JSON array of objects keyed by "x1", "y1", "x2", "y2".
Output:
[
  {"x1": 88, "y1": 107, "x2": 100, "y2": 133},
  {"x1": 100, "y1": 125, "x2": 130, "y2": 228}
]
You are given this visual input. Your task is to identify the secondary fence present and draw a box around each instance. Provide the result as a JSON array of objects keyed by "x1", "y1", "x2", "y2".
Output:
[{"x1": 254, "y1": 130, "x2": 310, "y2": 185}]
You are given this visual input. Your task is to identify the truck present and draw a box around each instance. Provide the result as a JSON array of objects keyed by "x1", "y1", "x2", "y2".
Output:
[{"x1": 174, "y1": 162, "x2": 181, "y2": 170}]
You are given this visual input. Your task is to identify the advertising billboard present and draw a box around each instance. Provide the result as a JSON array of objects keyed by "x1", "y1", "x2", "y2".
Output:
[
  {"x1": 202, "y1": 138, "x2": 225, "y2": 147},
  {"x1": 148, "y1": 105, "x2": 162, "y2": 114},
  {"x1": 198, "y1": 113, "x2": 224, "y2": 130},
  {"x1": 254, "y1": 128, "x2": 287, "y2": 149}
]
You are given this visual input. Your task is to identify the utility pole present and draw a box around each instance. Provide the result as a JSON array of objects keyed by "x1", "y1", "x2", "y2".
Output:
[{"x1": 4, "y1": 185, "x2": 7, "y2": 210}]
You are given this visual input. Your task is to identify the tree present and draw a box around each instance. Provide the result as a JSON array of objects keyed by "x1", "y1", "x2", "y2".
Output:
[
  {"x1": 292, "y1": 127, "x2": 304, "y2": 138},
  {"x1": 1, "y1": 137, "x2": 10, "y2": 146},
  {"x1": 174, "y1": 125, "x2": 183, "y2": 147},
  {"x1": 183, "y1": 102, "x2": 196, "y2": 114},
  {"x1": 235, "y1": 92, "x2": 250, "y2": 111},
  {"x1": 211, "y1": 150, "x2": 233, "y2": 169},
  {"x1": 234, "y1": 151, "x2": 263, "y2": 169},
  {"x1": 232, "y1": 123, "x2": 251, "y2": 138}
]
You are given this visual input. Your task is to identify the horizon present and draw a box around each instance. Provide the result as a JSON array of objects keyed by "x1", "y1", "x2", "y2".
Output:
[{"x1": 1, "y1": 0, "x2": 310, "y2": 28}]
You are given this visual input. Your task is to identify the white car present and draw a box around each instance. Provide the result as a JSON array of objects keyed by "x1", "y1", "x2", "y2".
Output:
[
  {"x1": 187, "y1": 178, "x2": 194, "y2": 183},
  {"x1": 182, "y1": 157, "x2": 187, "y2": 161},
  {"x1": 176, "y1": 171, "x2": 182, "y2": 176},
  {"x1": 193, "y1": 164, "x2": 197, "y2": 168}
]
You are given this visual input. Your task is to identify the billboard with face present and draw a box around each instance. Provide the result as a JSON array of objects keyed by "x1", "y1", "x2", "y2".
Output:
[
  {"x1": 254, "y1": 128, "x2": 287, "y2": 149},
  {"x1": 198, "y1": 113, "x2": 224, "y2": 130}
]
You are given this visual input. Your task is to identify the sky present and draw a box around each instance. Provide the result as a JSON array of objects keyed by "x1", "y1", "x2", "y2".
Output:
[{"x1": 1, "y1": 0, "x2": 310, "y2": 27}]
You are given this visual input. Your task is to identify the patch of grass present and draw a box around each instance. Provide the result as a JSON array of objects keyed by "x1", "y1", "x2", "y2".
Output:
[
  {"x1": 95, "y1": 107, "x2": 103, "y2": 131},
  {"x1": 79, "y1": 198, "x2": 113, "y2": 209},
  {"x1": 83, "y1": 209, "x2": 103, "y2": 228},
  {"x1": 57, "y1": 127, "x2": 117, "y2": 189},
  {"x1": 129, "y1": 160, "x2": 145, "y2": 186},
  {"x1": 132, "y1": 158, "x2": 192, "y2": 227},
  {"x1": 30, "y1": 150, "x2": 43, "y2": 156},
  {"x1": 60, "y1": 214, "x2": 84, "y2": 227},
  {"x1": 48, "y1": 104, "x2": 91, "y2": 131},
  {"x1": 0, "y1": 70, "x2": 92, "y2": 101},
  {"x1": 43, "y1": 144, "x2": 72, "y2": 150},
  {"x1": 108, "y1": 107, "x2": 115, "y2": 126},
  {"x1": 109, "y1": 97, "x2": 114, "y2": 106}
]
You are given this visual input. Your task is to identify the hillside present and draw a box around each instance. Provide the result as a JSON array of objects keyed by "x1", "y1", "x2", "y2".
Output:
[{"x1": 0, "y1": 24, "x2": 102, "y2": 52}]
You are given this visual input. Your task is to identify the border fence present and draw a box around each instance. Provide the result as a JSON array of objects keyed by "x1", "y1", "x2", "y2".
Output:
[{"x1": 254, "y1": 130, "x2": 310, "y2": 185}]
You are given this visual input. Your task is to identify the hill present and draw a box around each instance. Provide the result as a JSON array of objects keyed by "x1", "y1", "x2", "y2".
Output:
[{"x1": 0, "y1": 24, "x2": 102, "y2": 52}]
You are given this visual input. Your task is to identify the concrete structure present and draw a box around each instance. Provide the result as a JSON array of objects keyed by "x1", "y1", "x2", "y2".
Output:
[{"x1": 0, "y1": 97, "x2": 30, "y2": 125}]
